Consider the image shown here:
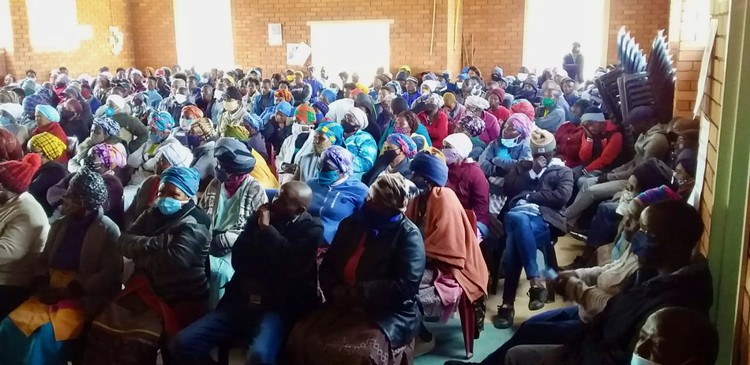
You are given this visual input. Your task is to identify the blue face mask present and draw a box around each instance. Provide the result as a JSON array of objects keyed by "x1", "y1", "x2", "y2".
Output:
[
  {"x1": 501, "y1": 137, "x2": 519, "y2": 148},
  {"x1": 157, "y1": 197, "x2": 184, "y2": 215},
  {"x1": 630, "y1": 231, "x2": 658, "y2": 259},
  {"x1": 0, "y1": 116, "x2": 10, "y2": 126},
  {"x1": 630, "y1": 353, "x2": 660, "y2": 365},
  {"x1": 318, "y1": 170, "x2": 339, "y2": 186},
  {"x1": 105, "y1": 106, "x2": 115, "y2": 117}
]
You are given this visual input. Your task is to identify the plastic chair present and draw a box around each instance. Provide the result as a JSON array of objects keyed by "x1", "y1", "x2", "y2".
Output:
[{"x1": 458, "y1": 209, "x2": 479, "y2": 359}]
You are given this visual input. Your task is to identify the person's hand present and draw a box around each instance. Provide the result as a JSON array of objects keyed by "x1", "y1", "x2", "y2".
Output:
[
  {"x1": 596, "y1": 173, "x2": 609, "y2": 184},
  {"x1": 533, "y1": 155, "x2": 547, "y2": 173},
  {"x1": 257, "y1": 205, "x2": 271, "y2": 229},
  {"x1": 550, "y1": 271, "x2": 577, "y2": 299}
]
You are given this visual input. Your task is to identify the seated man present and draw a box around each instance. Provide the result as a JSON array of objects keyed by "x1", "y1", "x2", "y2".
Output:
[
  {"x1": 171, "y1": 181, "x2": 324, "y2": 365},
  {"x1": 632, "y1": 307, "x2": 718, "y2": 365},
  {"x1": 494, "y1": 130, "x2": 573, "y2": 328},
  {"x1": 567, "y1": 106, "x2": 669, "y2": 229},
  {"x1": 576, "y1": 106, "x2": 623, "y2": 178},
  {"x1": 504, "y1": 200, "x2": 711, "y2": 365}
]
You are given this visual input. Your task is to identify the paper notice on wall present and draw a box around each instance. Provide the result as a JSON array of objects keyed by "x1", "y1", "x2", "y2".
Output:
[
  {"x1": 689, "y1": 113, "x2": 711, "y2": 208},
  {"x1": 287, "y1": 43, "x2": 311, "y2": 66},
  {"x1": 268, "y1": 23, "x2": 282, "y2": 46}
]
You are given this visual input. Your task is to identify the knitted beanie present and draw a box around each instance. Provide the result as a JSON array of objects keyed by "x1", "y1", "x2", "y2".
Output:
[
  {"x1": 530, "y1": 129, "x2": 556, "y2": 154},
  {"x1": 0, "y1": 153, "x2": 42, "y2": 193}
]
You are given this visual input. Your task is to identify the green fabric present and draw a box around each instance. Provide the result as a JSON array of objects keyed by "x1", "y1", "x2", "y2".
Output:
[{"x1": 213, "y1": 179, "x2": 249, "y2": 232}]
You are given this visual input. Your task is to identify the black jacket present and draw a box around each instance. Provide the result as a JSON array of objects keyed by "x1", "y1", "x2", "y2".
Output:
[
  {"x1": 319, "y1": 213, "x2": 426, "y2": 348},
  {"x1": 119, "y1": 201, "x2": 212, "y2": 305},
  {"x1": 504, "y1": 162, "x2": 574, "y2": 233},
  {"x1": 361, "y1": 156, "x2": 412, "y2": 186},
  {"x1": 565, "y1": 256, "x2": 713, "y2": 365},
  {"x1": 222, "y1": 211, "x2": 324, "y2": 322},
  {"x1": 29, "y1": 161, "x2": 68, "y2": 217}
]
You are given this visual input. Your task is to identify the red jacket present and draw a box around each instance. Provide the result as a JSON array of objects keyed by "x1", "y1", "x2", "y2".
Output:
[
  {"x1": 489, "y1": 106, "x2": 510, "y2": 123},
  {"x1": 579, "y1": 121, "x2": 623, "y2": 172},
  {"x1": 446, "y1": 162, "x2": 490, "y2": 227},
  {"x1": 418, "y1": 110, "x2": 449, "y2": 149},
  {"x1": 32, "y1": 122, "x2": 70, "y2": 164},
  {"x1": 555, "y1": 122, "x2": 584, "y2": 168}
]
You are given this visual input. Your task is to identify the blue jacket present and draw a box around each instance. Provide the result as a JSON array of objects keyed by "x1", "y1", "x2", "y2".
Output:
[
  {"x1": 478, "y1": 139, "x2": 532, "y2": 177},
  {"x1": 305, "y1": 78, "x2": 325, "y2": 103},
  {"x1": 308, "y1": 178, "x2": 368, "y2": 244},
  {"x1": 378, "y1": 121, "x2": 432, "y2": 152},
  {"x1": 345, "y1": 130, "x2": 378, "y2": 180},
  {"x1": 535, "y1": 104, "x2": 566, "y2": 133},
  {"x1": 402, "y1": 92, "x2": 420, "y2": 107},
  {"x1": 253, "y1": 92, "x2": 275, "y2": 116}
]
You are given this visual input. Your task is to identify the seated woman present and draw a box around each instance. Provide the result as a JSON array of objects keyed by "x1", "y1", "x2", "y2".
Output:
[
  {"x1": 216, "y1": 86, "x2": 246, "y2": 136},
  {"x1": 464, "y1": 96, "x2": 500, "y2": 145},
  {"x1": 296, "y1": 121, "x2": 344, "y2": 183},
  {"x1": 494, "y1": 130, "x2": 573, "y2": 328},
  {"x1": 486, "y1": 88, "x2": 510, "y2": 123},
  {"x1": 224, "y1": 125, "x2": 281, "y2": 190},
  {"x1": 199, "y1": 137, "x2": 268, "y2": 309},
  {"x1": 362, "y1": 133, "x2": 417, "y2": 186},
  {"x1": 0, "y1": 168, "x2": 121, "y2": 365},
  {"x1": 47, "y1": 143, "x2": 126, "y2": 226},
  {"x1": 83, "y1": 167, "x2": 212, "y2": 364},
  {"x1": 31, "y1": 105, "x2": 69, "y2": 163},
  {"x1": 308, "y1": 146, "x2": 368, "y2": 244},
  {"x1": 27, "y1": 132, "x2": 69, "y2": 216},
  {"x1": 241, "y1": 113, "x2": 269, "y2": 161},
  {"x1": 267, "y1": 101, "x2": 294, "y2": 153},
  {"x1": 453, "y1": 114, "x2": 487, "y2": 161},
  {"x1": 125, "y1": 142, "x2": 193, "y2": 228},
  {"x1": 443, "y1": 92, "x2": 467, "y2": 132},
  {"x1": 342, "y1": 108, "x2": 378, "y2": 180},
  {"x1": 405, "y1": 149, "x2": 489, "y2": 354},
  {"x1": 555, "y1": 99, "x2": 591, "y2": 168},
  {"x1": 185, "y1": 118, "x2": 216, "y2": 185},
  {"x1": 443, "y1": 133, "x2": 490, "y2": 238},
  {"x1": 172, "y1": 105, "x2": 203, "y2": 146},
  {"x1": 417, "y1": 94, "x2": 449, "y2": 148},
  {"x1": 378, "y1": 105, "x2": 431, "y2": 151},
  {"x1": 284, "y1": 174, "x2": 425, "y2": 365},
  {"x1": 69, "y1": 116, "x2": 126, "y2": 173},
  {"x1": 0, "y1": 127, "x2": 23, "y2": 162},
  {"x1": 276, "y1": 104, "x2": 316, "y2": 185}
]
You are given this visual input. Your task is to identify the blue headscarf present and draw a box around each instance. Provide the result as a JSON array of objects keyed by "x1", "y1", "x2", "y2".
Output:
[
  {"x1": 23, "y1": 94, "x2": 47, "y2": 117},
  {"x1": 161, "y1": 166, "x2": 200, "y2": 198},
  {"x1": 275, "y1": 101, "x2": 293, "y2": 117},
  {"x1": 214, "y1": 137, "x2": 256, "y2": 174},
  {"x1": 35, "y1": 105, "x2": 60, "y2": 122},
  {"x1": 410, "y1": 150, "x2": 448, "y2": 187},
  {"x1": 320, "y1": 88, "x2": 337, "y2": 104},
  {"x1": 312, "y1": 100, "x2": 329, "y2": 117},
  {"x1": 35, "y1": 88, "x2": 54, "y2": 103},
  {"x1": 242, "y1": 113, "x2": 264, "y2": 132},
  {"x1": 149, "y1": 110, "x2": 175, "y2": 131},
  {"x1": 316, "y1": 121, "x2": 344, "y2": 147}
]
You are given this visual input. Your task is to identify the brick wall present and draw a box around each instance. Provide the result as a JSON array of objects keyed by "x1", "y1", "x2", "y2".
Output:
[
  {"x1": 668, "y1": 0, "x2": 705, "y2": 116},
  {"x1": 3, "y1": 0, "x2": 135, "y2": 78},
  {"x1": 130, "y1": 0, "x2": 176, "y2": 71},
  {"x1": 460, "y1": 0, "x2": 524, "y2": 76},
  {"x1": 607, "y1": 0, "x2": 671, "y2": 64}
]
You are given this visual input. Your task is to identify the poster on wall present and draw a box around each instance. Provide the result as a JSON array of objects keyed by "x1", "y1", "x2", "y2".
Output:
[
  {"x1": 287, "y1": 43, "x2": 311, "y2": 66},
  {"x1": 268, "y1": 24, "x2": 282, "y2": 46},
  {"x1": 693, "y1": 18, "x2": 719, "y2": 117},
  {"x1": 689, "y1": 113, "x2": 711, "y2": 208}
]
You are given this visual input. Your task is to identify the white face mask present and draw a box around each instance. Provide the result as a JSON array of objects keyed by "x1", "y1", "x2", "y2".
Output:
[
  {"x1": 179, "y1": 118, "x2": 194, "y2": 131},
  {"x1": 517, "y1": 73, "x2": 529, "y2": 82},
  {"x1": 456, "y1": 81, "x2": 463, "y2": 89},
  {"x1": 174, "y1": 94, "x2": 187, "y2": 104},
  {"x1": 213, "y1": 90, "x2": 224, "y2": 100},
  {"x1": 630, "y1": 353, "x2": 661, "y2": 365}
]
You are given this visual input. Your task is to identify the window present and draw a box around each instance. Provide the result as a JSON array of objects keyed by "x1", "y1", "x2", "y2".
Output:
[
  {"x1": 309, "y1": 20, "x2": 392, "y2": 88},
  {"x1": 522, "y1": 0, "x2": 608, "y2": 81},
  {"x1": 26, "y1": 0, "x2": 79, "y2": 51},
  {"x1": 173, "y1": 0, "x2": 234, "y2": 73}
]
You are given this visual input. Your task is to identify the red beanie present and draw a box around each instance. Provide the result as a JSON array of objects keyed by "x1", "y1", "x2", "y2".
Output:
[
  {"x1": 489, "y1": 87, "x2": 506, "y2": 101},
  {"x1": 511, "y1": 100, "x2": 536, "y2": 121},
  {"x1": 0, "y1": 153, "x2": 42, "y2": 193}
]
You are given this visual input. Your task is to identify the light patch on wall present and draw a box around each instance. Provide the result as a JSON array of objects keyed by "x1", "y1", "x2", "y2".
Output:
[
  {"x1": 173, "y1": 0, "x2": 235, "y2": 73},
  {"x1": 26, "y1": 0, "x2": 79, "y2": 52},
  {"x1": 309, "y1": 20, "x2": 392, "y2": 89},
  {"x1": 0, "y1": 0, "x2": 12, "y2": 52}
]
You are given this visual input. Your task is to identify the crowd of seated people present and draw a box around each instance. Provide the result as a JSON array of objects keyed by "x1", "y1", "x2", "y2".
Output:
[{"x1": 0, "y1": 55, "x2": 716, "y2": 365}]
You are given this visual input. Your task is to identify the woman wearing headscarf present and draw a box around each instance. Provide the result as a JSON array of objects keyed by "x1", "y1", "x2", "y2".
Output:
[
  {"x1": 0, "y1": 168, "x2": 121, "y2": 365},
  {"x1": 284, "y1": 173, "x2": 425, "y2": 365},
  {"x1": 510, "y1": 99, "x2": 536, "y2": 122},
  {"x1": 464, "y1": 95, "x2": 499, "y2": 145},
  {"x1": 535, "y1": 80, "x2": 567, "y2": 133},
  {"x1": 295, "y1": 121, "x2": 344, "y2": 183},
  {"x1": 186, "y1": 118, "x2": 217, "y2": 184},
  {"x1": 32, "y1": 104, "x2": 69, "y2": 163},
  {"x1": 487, "y1": 87, "x2": 510, "y2": 123},
  {"x1": 307, "y1": 146, "x2": 369, "y2": 244},
  {"x1": 105, "y1": 94, "x2": 149, "y2": 153},
  {"x1": 83, "y1": 167, "x2": 211, "y2": 364},
  {"x1": 443, "y1": 133, "x2": 490, "y2": 237},
  {"x1": 417, "y1": 93, "x2": 449, "y2": 149},
  {"x1": 276, "y1": 104, "x2": 316, "y2": 185},
  {"x1": 405, "y1": 149, "x2": 489, "y2": 354},
  {"x1": 27, "y1": 133, "x2": 69, "y2": 216},
  {"x1": 93, "y1": 73, "x2": 113, "y2": 105},
  {"x1": 0, "y1": 126, "x2": 23, "y2": 162},
  {"x1": 375, "y1": 88, "x2": 396, "y2": 131},
  {"x1": 274, "y1": 88, "x2": 294, "y2": 106},
  {"x1": 442, "y1": 92, "x2": 467, "y2": 133},
  {"x1": 172, "y1": 105, "x2": 203, "y2": 146},
  {"x1": 454, "y1": 114, "x2": 487, "y2": 160},
  {"x1": 378, "y1": 104, "x2": 432, "y2": 151},
  {"x1": 241, "y1": 113, "x2": 268, "y2": 161},
  {"x1": 266, "y1": 101, "x2": 294, "y2": 153},
  {"x1": 58, "y1": 97, "x2": 89, "y2": 143},
  {"x1": 362, "y1": 133, "x2": 417, "y2": 186},
  {"x1": 69, "y1": 116, "x2": 127, "y2": 173},
  {"x1": 62, "y1": 85, "x2": 94, "y2": 130},
  {"x1": 199, "y1": 137, "x2": 268, "y2": 309},
  {"x1": 354, "y1": 93, "x2": 381, "y2": 142},
  {"x1": 130, "y1": 92, "x2": 151, "y2": 125},
  {"x1": 342, "y1": 107, "x2": 378, "y2": 180}
]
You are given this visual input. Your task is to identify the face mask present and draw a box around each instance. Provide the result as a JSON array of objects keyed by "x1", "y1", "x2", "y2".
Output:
[
  {"x1": 421, "y1": 89, "x2": 431, "y2": 97},
  {"x1": 517, "y1": 73, "x2": 528, "y2": 82},
  {"x1": 382, "y1": 149, "x2": 399, "y2": 163},
  {"x1": 223, "y1": 100, "x2": 239, "y2": 112},
  {"x1": 0, "y1": 116, "x2": 11, "y2": 126},
  {"x1": 174, "y1": 94, "x2": 187, "y2": 104},
  {"x1": 342, "y1": 122, "x2": 357, "y2": 134},
  {"x1": 394, "y1": 126, "x2": 410, "y2": 135},
  {"x1": 501, "y1": 137, "x2": 519, "y2": 148},
  {"x1": 318, "y1": 170, "x2": 339, "y2": 186},
  {"x1": 179, "y1": 118, "x2": 194, "y2": 131},
  {"x1": 630, "y1": 353, "x2": 661, "y2": 365},
  {"x1": 542, "y1": 97, "x2": 555, "y2": 108},
  {"x1": 286, "y1": 75, "x2": 295, "y2": 81},
  {"x1": 214, "y1": 166, "x2": 230, "y2": 183},
  {"x1": 105, "y1": 106, "x2": 116, "y2": 117},
  {"x1": 456, "y1": 81, "x2": 463, "y2": 89},
  {"x1": 157, "y1": 197, "x2": 185, "y2": 215},
  {"x1": 60, "y1": 110, "x2": 75, "y2": 121},
  {"x1": 616, "y1": 190, "x2": 635, "y2": 216},
  {"x1": 187, "y1": 134, "x2": 202, "y2": 149},
  {"x1": 292, "y1": 123, "x2": 311, "y2": 135},
  {"x1": 150, "y1": 133, "x2": 165, "y2": 143},
  {"x1": 442, "y1": 148, "x2": 463, "y2": 165},
  {"x1": 630, "y1": 231, "x2": 658, "y2": 259},
  {"x1": 492, "y1": 74, "x2": 502, "y2": 82},
  {"x1": 214, "y1": 90, "x2": 224, "y2": 100}
]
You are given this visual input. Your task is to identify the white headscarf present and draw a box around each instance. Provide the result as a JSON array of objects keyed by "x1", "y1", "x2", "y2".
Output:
[
  {"x1": 344, "y1": 107, "x2": 369, "y2": 129},
  {"x1": 157, "y1": 142, "x2": 193, "y2": 167},
  {"x1": 443, "y1": 133, "x2": 473, "y2": 159},
  {"x1": 465, "y1": 95, "x2": 490, "y2": 110}
]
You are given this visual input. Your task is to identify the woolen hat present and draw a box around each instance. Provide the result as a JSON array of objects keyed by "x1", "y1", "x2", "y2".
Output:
[
  {"x1": 633, "y1": 158, "x2": 675, "y2": 192},
  {"x1": 224, "y1": 86, "x2": 243, "y2": 101},
  {"x1": 530, "y1": 129, "x2": 556, "y2": 154},
  {"x1": 581, "y1": 106, "x2": 606, "y2": 123},
  {"x1": 0, "y1": 153, "x2": 42, "y2": 193}
]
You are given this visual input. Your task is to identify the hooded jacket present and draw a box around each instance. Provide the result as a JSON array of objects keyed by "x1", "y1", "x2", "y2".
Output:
[
  {"x1": 555, "y1": 121, "x2": 585, "y2": 168},
  {"x1": 579, "y1": 121, "x2": 623, "y2": 172},
  {"x1": 308, "y1": 177, "x2": 369, "y2": 244}
]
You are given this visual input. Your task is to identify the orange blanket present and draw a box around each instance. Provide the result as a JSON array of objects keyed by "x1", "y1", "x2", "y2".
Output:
[{"x1": 406, "y1": 187, "x2": 489, "y2": 302}]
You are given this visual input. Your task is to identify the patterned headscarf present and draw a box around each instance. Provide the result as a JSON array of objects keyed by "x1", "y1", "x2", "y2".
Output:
[
  {"x1": 224, "y1": 125, "x2": 250, "y2": 141},
  {"x1": 316, "y1": 121, "x2": 345, "y2": 146},
  {"x1": 465, "y1": 95, "x2": 490, "y2": 110},
  {"x1": 386, "y1": 133, "x2": 418, "y2": 157},
  {"x1": 320, "y1": 145, "x2": 353, "y2": 175},
  {"x1": 425, "y1": 93, "x2": 444, "y2": 108},
  {"x1": 456, "y1": 115, "x2": 486, "y2": 137},
  {"x1": 368, "y1": 173, "x2": 410, "y2": 212},
  {"x1": 68, "y1": 168, "x2": 108, "y2": 211},
  {"x1": 505, "y1": 113, "x2": 533, "y2": 141},
  {"x1": 93, "y1": 116, "x2": 121, "y2": 137},
  {"x1": 161, "y1": 166, "x2": 200, "y2": 198},
  {"x1": 386, "y1": 81, "x2": 402, "y2": 95},
  {"x1": 89, "y1": 143, "x2": 126, "y2": 170},
  {"x1": 35, "y1": 87, "x2": 54, "y2": 103},
  {"x1": 29, "y1": 132, "x2": 66, "y2": 160},
  {"x1": 274, "y1": 89, "x2": 293, "y2": 102},
  {"x1": 189, "y1": 118, "x2": 214, "y2": 141},
  {"x1": 295, "y1": 104, "x2": 316, "y2": 125},
  {"x1": 181, "y1": 105, "x2": 204, "y2": 120},
  {"x1": 312, "y1": 100, "x2": 329, "y2": 116},
  {"x1": 149, "y1": 110, "x2": 175, "y2": 131},
  {"x1": 241, "y1": 113, "x2": 263, "y2": 132}
]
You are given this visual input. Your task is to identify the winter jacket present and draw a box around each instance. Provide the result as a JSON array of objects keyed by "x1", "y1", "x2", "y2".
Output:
[
  {"x1": 112, "y1": 112, "x2": 149, "y2": 153},
  {"x1": 119, "y1": 201, "x2": 212, "y2": 305},
  {"x1": 345, "y1": 130, "x2": 378, "y2": 180},
  {"x1": 478, "y1": 139, "x2": 533, "y2": 178},
  {"x1": 319, "y1": 212, "x2": 425, "y2": 349},
  {"x1": 60, "y1": 116, "x2": 89, "y2": 143},
  {"x1": 248, "y1": 133, "x2": 269, "y2": 162},
  {"x1": 555, "y1": 122, "x2": 585, "y2": 168},
  {"x1": 535, "y1": 104, "x2": 566, "y2": 133},
  {"x1": 38, "y1": 208, "x2": 121, "y2": 319},
  {"x1": 489, "y1": 106, "x2": 511, "y2": 123},
  {"x1": 563, "y1": 257, "x2": 713, "y2": 365},
  {"x1": 403, "y1": 91, "x2": 420, "y2": 107},
  {"x1": 223, "y1": 211, "x2": 324, "y2": 322},
  {"x1": 0, "y1": 193, "x2": 50, "y2": 287},
  {"x1": 190, "y1": 141, "x2": 217, "y2": 182},
  {"x1": 378, "y1": 121, "x2": 432, "y2": 151},
  {"x1": 417, "y1": 110, "x2": 449, "y2": 149},
  {"x1": 606, "y1": 123, "x2": 670, "y2": 181},
  {"x1": 308, "y1": 177, "x2": 369, "y2": 244},
  {"x1": 47, "y1": 173, "x2": 124, "y2": 227},
  {"x1": 446, "y1": 161, "x2": 490, "y2": 227},
  {"x1": 252, "y1": 92, "x2": 275, "y2": 116},
  {"x1": 469, "y1": 137, "x2": 487, "y2": 161},
  {"x1": 295, "y1": 152, "x2": 320, "y2": 183},
  {"x1": 28, "y1": 161, "x2": 68, "y2": 216},
  {"x1": 579, "y1": 121, "x2": 623, "y2": 172},
  {"x1": 477, "y1": 110, "x2": 501, "y2": 145},
  {"x1": 503, "y1": 159, "x2": 574, "y2": 233}
]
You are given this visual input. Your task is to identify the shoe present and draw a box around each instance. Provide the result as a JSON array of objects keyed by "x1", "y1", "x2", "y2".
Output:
[
  {"x1": 528, "y1": 286, "x2": 548, "y2": 311},
  {"x1": 414, "y1": 335, "x2": 436, "y2": 357},
  {"x1": 492, "y1": 305, "x2": 515, "y2": 329}
]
